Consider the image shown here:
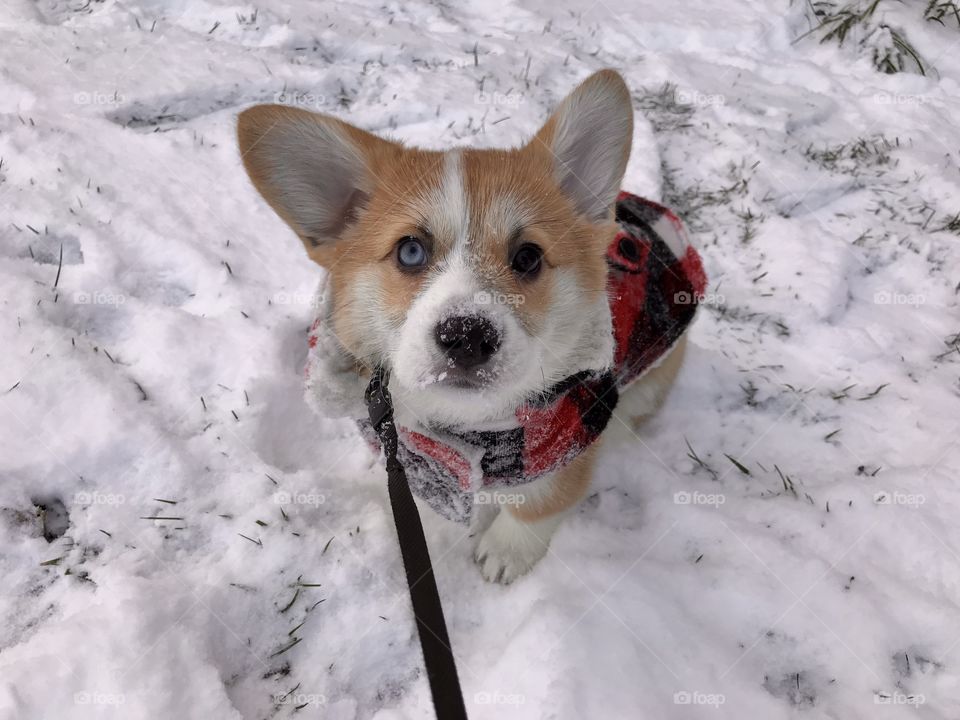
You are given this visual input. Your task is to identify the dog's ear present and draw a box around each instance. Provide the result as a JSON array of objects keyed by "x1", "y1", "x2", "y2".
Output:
[
  {"x1": 531, "y1": 70, "x2": 633, "y2": 222},
  {"x1": 237, "y1": 105, "x2": 396, "y2": 259}
]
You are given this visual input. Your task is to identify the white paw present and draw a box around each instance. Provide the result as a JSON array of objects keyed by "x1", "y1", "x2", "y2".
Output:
[{"x1": 473, "y1": 510, "x2": 559, "y2": 584}]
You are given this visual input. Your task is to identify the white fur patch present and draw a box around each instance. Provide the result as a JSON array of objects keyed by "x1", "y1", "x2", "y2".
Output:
[
  {"x1": 422, "y1": 150, "x2": 469, "y2": 253},
  {"x1": 534, "y1": 268, "x2": 614, "y2": 383}
]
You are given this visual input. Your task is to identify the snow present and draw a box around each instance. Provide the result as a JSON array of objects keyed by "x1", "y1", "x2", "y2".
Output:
[{"x1": 1, "y1": 0, "x2": 959, "y2": 718}]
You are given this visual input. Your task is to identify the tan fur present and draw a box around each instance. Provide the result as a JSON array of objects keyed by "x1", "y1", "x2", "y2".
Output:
[
  {"x1": 509, "y1": 444, "x2": 599, "y2": 522},
  {"x1": 625, "y1": 335, "x2": 688, "y2": 428},
  {"x1": 238, "y1": 105, "x2": 451, "y2": 354},
  {"x1": 322, "y1": 149, "x2": 450, "y2": 353},
  {"x1": 323, "y1": 144, "x2": 613, "y2": 354},
  {"x1": 237, "y1": 104, "x2": 408, "y2": 261},
  {"x1": 237, "y1": 103, "x2": 618, "y2": 363},
  {"x1": 461, "y1": 148, "x2": 614, "y2": 333}
]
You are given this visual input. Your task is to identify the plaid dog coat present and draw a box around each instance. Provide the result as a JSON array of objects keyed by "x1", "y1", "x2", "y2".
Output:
[{"x1": 305, "y1": 192, "x2": 707, "y2": 522}]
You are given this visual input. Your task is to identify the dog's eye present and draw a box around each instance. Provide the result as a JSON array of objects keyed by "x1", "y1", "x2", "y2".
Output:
[
  {"x1": 396, "y1": 236, "x2": 428, "y2": 268},
  {"x1": 511, "y1": 243, "x2": 543, "y2": 278}
]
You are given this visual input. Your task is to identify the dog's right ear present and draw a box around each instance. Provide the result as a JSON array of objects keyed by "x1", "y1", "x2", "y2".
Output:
[
  {"x1": 531, "y1": 70, "x2": 633, "y2": 223},
  {"x1": 237, "y1": 105, "x2": 395, "y2": 262}
]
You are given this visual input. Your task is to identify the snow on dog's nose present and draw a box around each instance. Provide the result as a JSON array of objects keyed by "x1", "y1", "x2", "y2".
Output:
[{"x1": 434, "y1": 314, "x2": 501, "y2": 370}]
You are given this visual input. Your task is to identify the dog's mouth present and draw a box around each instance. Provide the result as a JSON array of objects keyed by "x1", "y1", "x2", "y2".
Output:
[{"x1": 432, "y1": 363, "x2": 500, "y2": 391}]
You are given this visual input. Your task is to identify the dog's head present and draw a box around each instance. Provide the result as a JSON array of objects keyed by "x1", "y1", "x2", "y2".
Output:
[{"x1": 239, "y1": 70, "x2": 632, "y2": 426}]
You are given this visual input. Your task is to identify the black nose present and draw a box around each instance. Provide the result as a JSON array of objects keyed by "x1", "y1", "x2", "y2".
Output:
[{"x1": 434, "y1": 315, "x2": 501, "y2": 370}]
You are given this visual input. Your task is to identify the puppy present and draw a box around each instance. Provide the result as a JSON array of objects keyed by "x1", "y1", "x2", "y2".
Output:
[{"x1": 238, "y1": 70, "x2": 686, "y2": 583}]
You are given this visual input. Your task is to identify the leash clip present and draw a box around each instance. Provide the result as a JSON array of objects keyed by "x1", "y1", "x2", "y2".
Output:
[{"x1": 365, "y1": 365, "x2": 394, "y2": 431}]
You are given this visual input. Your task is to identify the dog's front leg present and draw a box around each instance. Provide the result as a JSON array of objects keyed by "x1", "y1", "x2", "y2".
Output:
[{"x1": 474, "y1": 444, "x2": 598, "y2": 584}]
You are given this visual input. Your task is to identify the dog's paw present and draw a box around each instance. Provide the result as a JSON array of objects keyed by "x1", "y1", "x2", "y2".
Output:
[{"x1": 473, "y1": 510, "x2": 556, "y2": 584}]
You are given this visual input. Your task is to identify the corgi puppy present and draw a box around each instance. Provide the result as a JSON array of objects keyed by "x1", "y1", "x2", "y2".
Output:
[{"x1": 238, "y1": 70, "x2": 686, "y2": 583}]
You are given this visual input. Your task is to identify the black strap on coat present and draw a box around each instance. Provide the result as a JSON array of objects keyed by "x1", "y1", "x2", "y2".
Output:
[{"x1": 365, "y1": 366, "x2": 468, "y2": 720}]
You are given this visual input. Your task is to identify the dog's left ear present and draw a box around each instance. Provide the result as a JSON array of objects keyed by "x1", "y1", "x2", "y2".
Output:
[
  {"x1": 237, "y1": 104, "x2": 398, "y2": 263},
  {"x1": 532, "y1": 70, "x2": 633, "y2": 221}
]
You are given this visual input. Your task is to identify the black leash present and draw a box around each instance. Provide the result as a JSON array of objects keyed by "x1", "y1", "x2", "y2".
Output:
[{"x1": 365, "y1": 365, "x2": 468, "y2": 720}]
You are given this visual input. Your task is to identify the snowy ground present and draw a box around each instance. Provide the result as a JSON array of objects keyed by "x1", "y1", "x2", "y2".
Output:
[{"x1": 1, "y1": 0, "x2": 959, "y2": 718}]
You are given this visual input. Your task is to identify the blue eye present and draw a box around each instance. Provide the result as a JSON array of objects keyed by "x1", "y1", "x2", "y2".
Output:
[{"x1": 397, "y1": 236, "x2": 428, "y2": 268}]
